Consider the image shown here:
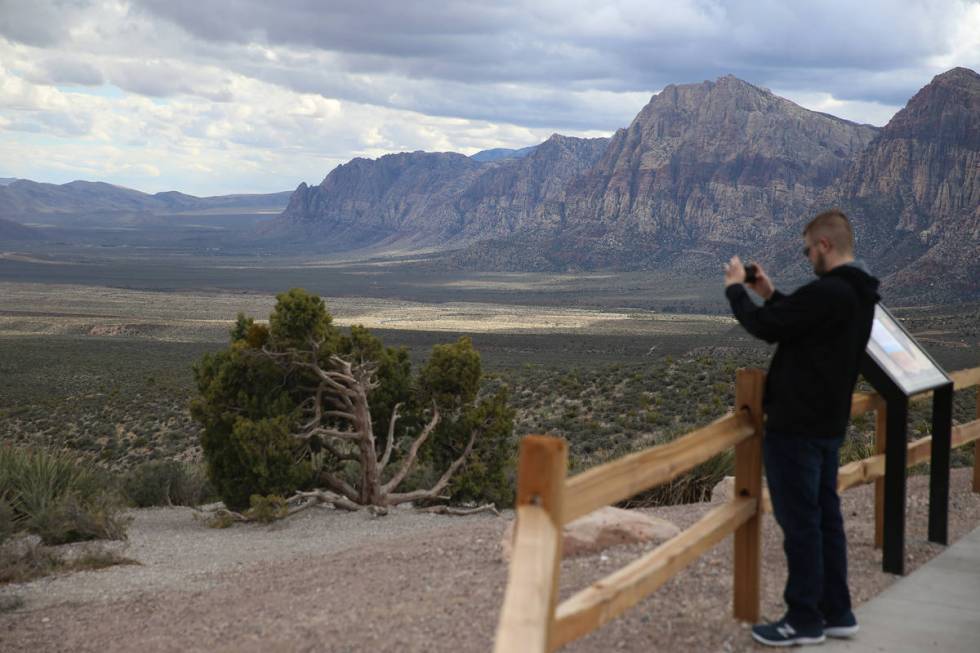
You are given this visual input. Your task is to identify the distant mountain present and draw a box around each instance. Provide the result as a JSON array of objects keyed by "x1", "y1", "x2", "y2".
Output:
[
  {"x1": 275, "y1": 151, "x2": 485, "y2": 247},
  {"x1": 271, "y1": 68, "x2": 979, "y2": 300},
  {"x1": 272, "y1": 134, "x2": 609, "y2": 246},
  {"x1": 449, "y1": 76, "x2": 878, "y2": 271},
  {"x1": 8, "y1": 70, "x2": 975, "y2": 301},
  {"x1": 470, "y1": 145, "x2": 538, "y2": 162},
  {"x1": 533, "y1": 75, "x2": 878, "y2": 267},
  {"x1": 0, "y1": 178, "x2": 18, "y2": 186},
  {"x1": 0, "y1": 179, "x2": 292, "y2": 221}
]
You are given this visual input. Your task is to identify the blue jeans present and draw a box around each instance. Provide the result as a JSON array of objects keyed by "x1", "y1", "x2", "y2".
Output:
[{"x1": 763, "y1": 431, "x2": 852, "y2": 629}]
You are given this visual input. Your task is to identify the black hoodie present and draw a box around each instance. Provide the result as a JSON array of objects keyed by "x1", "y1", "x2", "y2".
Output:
[{"x1": 725, "y1": 264, "x2": 881, "y2": 438}]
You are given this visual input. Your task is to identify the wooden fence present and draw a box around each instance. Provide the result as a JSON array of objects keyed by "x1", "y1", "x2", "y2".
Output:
[{"x1": 494, "y1": 365, "x2": 980, "y2": 652}]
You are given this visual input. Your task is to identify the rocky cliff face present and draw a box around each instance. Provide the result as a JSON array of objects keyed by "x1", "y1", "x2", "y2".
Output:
[
  {"x1": 277, "y1": 151, "x2": 483, "y2": 247},
  {"x1": 555, "y1": 77, "x2": 877, "y2": 256},
  {"x1": 454, "y1": 134, "x2": 609, "y2": 238},
  {"x1": 453, "y1": 76, "x2": 878, "y2": 271},
  {"x1": 273, "y1": 134, "x2": 609, "y2": 246},
  {"x1": 831, "y1": 67, "x2": 980, "y2": 298}
]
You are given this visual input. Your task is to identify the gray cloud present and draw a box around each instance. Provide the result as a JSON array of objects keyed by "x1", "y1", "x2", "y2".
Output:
[
  {"x1": 1, "y1": 0, "x2": 978, "y2": 194},
  {"x1": 131, "y1": 0, "x2": 973, "y2": 106},
  {"x1": 105, "y1": 60, "x2": 235, "y2": 101},
  {"x1": 39, "y1": 57, "x2": 105, "y2": 86},
  {"x1": 0, "y1": 0, "x2": 90, "y2": 46}
]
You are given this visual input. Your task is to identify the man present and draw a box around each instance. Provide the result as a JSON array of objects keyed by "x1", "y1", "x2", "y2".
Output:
[{"x1": 723, "y1": 209, "x2": 880, "y2": 647}]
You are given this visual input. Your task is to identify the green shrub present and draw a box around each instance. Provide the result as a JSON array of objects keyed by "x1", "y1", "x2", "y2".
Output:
[
  {"x1": 420, "y1": 340, "x2": 518, "y2": 506},
  {"x1": 246, "y1": 494, "x2": 288, "y2": 523},
  {"x1": 441, "y1": 388, "x2": 518, "y2": 507},
  {"x1": 122, "y1": 461, "x2": 215, "y2": 508},
  {"x1": 0, "y1": 445, "x2": 129, "y2": 545},
  {"x1": 191, "y1": 345, "x2": 311, "y2": 511}
]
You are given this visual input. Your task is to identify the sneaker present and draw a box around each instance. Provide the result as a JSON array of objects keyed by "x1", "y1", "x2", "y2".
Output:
[
  {"x1": 824, "y1": 612, "x2": 859, "y2": 638},
  {"x1": 752, "y1": 618, "x2": 826, "y2": 647}
]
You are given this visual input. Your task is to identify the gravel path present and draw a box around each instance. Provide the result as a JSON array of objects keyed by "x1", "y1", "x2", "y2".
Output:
[
  {"x1": 1, "y1": 504, "x2": 485, "y2": 609},
  {"x1": 2, "y1": 469, "x2": 978, "y2": 652}
]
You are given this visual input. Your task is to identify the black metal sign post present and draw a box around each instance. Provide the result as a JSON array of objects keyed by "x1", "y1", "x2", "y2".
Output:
[
  {"x1": 860, "y1": 360, "x2": 909, "y2": 575},
  {"x1": 928, "y1": 382, "x2": 954, "y2": 545},
  {"x1": 860, "y1": 304, "x2": 952, "y2": 576}
]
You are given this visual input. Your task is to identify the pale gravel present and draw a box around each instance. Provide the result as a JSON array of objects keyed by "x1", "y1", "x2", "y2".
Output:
[{"x1": 1, "y1": 469, "x2": 978, "y2": 653}]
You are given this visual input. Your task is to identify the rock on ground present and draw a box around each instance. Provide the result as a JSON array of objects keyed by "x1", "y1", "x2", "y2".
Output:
[{"x1": 500, "y1": 506, "x2": 680, "y2": 560}]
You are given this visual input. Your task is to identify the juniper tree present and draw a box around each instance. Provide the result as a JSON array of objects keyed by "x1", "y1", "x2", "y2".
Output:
[{"x1": 192, "y1": 288, "x2": 515, "y2": 513}]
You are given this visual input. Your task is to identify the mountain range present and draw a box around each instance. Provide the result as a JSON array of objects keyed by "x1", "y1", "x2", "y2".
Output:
[
  {"x1": 1, "y1": 68, "x2": 977, "y2": 300},
  {"x1": 271, "y1": 67, "x2": 980, "y2": 300},
  {"x1": 0, "y1": 180, "x2": 291, "y2": 229}
]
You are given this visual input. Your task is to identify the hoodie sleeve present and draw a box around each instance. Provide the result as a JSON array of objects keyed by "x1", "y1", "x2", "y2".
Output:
[{"x1": 725, "y1": 282, "x2": 833, "y2": 344}]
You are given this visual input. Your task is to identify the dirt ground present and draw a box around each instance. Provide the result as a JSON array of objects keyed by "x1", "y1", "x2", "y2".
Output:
[{"x1": 1, "y1": 469, "x2": 978, "y2": 653}]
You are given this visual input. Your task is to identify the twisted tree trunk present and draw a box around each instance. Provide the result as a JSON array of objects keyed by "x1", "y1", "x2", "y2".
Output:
[{"x1": 267, "y1": 343, "x2": 477, "y2": 509}]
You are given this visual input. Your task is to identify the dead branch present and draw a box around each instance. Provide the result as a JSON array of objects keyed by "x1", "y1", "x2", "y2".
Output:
[
  {"x1": 261, "y1": 340, "x2": 494, "y2": 514},
  {"x1": 378, "y1": 402, "x2": 403, "y2": 473},
  {"x1": 386, "y1": 419, "x2": 483, "y2": 504},
  {"x1": 290, "y1": 489, "x2": 362, "y2": 512},
  {"x1": 316, "y1": 469, "x2": 361, "y2": 503},
  {"x1": 417, "y1": 503, "x2": 500, "y2": 516},
  {"x1": 382, "y1": 401, "x2": 440, "y2": 493}
]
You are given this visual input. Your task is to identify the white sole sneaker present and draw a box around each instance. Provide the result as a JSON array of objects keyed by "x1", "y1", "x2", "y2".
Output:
[
  {"x1": 752, "y1": 632, "x2": 827, "y2": 647},
  {"x1": 825, "y1": 623, "x2": 859, "y2": 638}
]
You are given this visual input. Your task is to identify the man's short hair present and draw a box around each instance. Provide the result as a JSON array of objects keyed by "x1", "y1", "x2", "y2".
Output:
[{"x1": 804, "y1": 209, "x2": 854, "y2": 255}]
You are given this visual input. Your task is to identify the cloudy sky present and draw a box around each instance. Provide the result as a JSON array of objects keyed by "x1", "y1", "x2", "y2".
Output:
[{"x1": 1, "y1": 0, "x2": 978, "y2": 196}]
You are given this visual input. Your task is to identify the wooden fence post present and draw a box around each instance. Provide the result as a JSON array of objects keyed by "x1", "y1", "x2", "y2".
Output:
[
  {"x1": 875, "y1": 405, "x2": 886, "y2": 549},
  {"x1": 494, "y1": 435, "x2": 567, "y2": 653},
  {"x1": 733, "y1": 368, "x2": 765, "y2": 622}
]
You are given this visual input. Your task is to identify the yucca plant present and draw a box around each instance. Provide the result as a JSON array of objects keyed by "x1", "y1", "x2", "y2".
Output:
[{"x1": 0, "y1": 445, "x2": 128, "y2": 545}]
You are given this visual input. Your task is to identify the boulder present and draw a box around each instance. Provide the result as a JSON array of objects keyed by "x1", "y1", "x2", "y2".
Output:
[
  {"x1": 711, "y1": 476, "x2": 736, "y2": 503},
  {"x1": 501, "y1": 506, "x2": 680, "y2": 560}
]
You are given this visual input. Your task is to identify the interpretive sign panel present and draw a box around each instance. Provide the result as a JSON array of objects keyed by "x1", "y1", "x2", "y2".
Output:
[{"x1": 866, "y1": 304, "x2": 949, "y2": 396}]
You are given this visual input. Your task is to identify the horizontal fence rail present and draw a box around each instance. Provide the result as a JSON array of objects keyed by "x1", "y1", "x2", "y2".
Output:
[
  {"x1": 563, "y1": 412, "x2": 755, "y2": 524},
  {"x1": 553, "y1": 497, "x2": 756, "y2": 647},
  {"x1": 494, "y1": 365, "x2": 980, "y2": 652}
]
